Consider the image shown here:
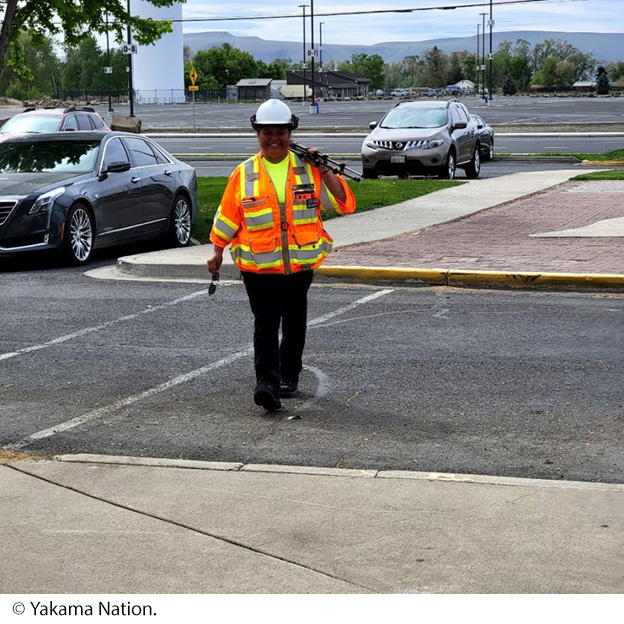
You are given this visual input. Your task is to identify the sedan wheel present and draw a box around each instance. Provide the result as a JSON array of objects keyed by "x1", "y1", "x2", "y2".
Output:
[
  {"x1": 485, "y1": 141, "x2": 494, "y2": 161},
  {"x1": 169, "y1": 194, "x2": 191, "y2": 246},
  {"x1": 63, "y1": 204, "x2": 94, "y2": 265}
]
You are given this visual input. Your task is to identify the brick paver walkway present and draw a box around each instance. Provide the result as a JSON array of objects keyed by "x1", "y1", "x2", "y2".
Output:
[{"x1": 326, "y1": 180, "x2": 624, "y2": 275}]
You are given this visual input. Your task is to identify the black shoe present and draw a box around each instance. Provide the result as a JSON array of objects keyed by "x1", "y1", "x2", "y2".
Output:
[
  {"x1": 279, "y1": 380, "x2": 299, "y2": 398},
  {"x1": 254, "y1": 384, "x2": 281, "y2": 411}
]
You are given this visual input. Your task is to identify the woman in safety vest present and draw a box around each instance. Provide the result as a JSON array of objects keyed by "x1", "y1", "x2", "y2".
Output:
[{"x1": 207, "y1": 99, "x2": 356, "y2": 411}]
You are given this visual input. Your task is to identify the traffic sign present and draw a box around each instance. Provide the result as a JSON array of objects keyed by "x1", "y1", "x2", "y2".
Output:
[
  {"x1": 189, "y1": 66, "x2": 198, "y2": 85},
  {"x1": 122, "y1": 43, "x2": 138, "y2": 55},
  {"x1": 189, "y1": 86, "x2": 199, "y2": 91},
  {"x1": 104, "y1": 67, "x2": 113, "y2": 74},
  {"x1": 307, "y1": 49, "x2": 318, "y2": 57}
]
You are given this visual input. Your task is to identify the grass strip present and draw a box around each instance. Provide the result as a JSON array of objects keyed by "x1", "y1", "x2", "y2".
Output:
[
  {"x1": 192, "y1": 177, "x2": 461, "y2": 243},
  {"x1": 573, "y1": 170, "x2": 624, "y2": 181}
]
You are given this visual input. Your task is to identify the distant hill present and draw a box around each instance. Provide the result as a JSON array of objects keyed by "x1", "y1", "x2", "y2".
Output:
[{"x1": 184, "y1": 30, "x2": 624, "y2": 65}]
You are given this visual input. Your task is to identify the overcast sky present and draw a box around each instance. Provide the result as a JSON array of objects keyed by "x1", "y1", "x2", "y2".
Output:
[{"x1": 180, "y1": 0, "x2": 621, "y2": 45}]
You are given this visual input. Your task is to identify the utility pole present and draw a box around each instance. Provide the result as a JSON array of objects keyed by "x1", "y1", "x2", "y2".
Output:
[{"x1": 127, "y1": 0, "x2": 135, "y2": 117}]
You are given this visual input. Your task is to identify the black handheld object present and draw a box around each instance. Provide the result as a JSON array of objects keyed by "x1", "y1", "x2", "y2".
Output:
[
  {"x1": 209, "y1": 271, "x2": 219, "y2": 296},
  {"x1": 289, "y1": 141, "x2": 361, "y2": 182}
]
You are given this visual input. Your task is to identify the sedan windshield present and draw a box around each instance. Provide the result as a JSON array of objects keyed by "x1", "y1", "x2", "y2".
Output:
[
  {"x1": 1, "y1": 115, "x2": 63, "y2": 133},
  {"x1": 381, "y1": 108, "x2": 448, "y2": 129},
  {"x1": 0, "y1": 141, "x2": 100, "y2": 173}
]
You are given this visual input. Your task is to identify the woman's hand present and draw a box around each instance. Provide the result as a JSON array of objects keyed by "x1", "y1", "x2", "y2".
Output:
[{"x1": 207, "y1": 245, "x2": 224, "y2": 275}]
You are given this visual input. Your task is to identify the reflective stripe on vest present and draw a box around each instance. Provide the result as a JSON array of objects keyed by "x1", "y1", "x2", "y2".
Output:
[
  {"x1": 241, "y1": 158, "x2": 260, "y2": 198},
  {"x1": 231, "y1": 241, "x2": 284, "y2": 270},
  {"x1": 320, "y1": 181, "x2": 340, "y2": 211},
  {"x1": 212, "y1": 209, "x2": 238, "y2": 242}
]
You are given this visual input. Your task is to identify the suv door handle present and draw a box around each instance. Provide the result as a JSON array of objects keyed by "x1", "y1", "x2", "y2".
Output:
[
  {"x1": 131, "y1": 177, "x2": 140, "y2": 184},
  {"x1": 164, "y1": 169, "x2": 173, "y2": 176}
]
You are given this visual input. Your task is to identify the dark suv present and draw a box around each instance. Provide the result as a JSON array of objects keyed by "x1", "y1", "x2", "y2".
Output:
[
  {"x1": 361, "y1": 99, "x2": 481, "y2": 179},
  {"x1": 0, "y1": 107, "x2": 109, "y2": 136}
]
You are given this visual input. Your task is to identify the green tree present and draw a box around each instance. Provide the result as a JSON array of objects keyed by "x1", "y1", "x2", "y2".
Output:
[
  {"x1": 338, "y1": 53, "x2": 385, "y2": 89},
  {"x1": 384, "y1": 62, "x2": 403, "y2": 89},
  {"x1": 191, "y1": 44, "x2": 259, "y2": 89},
  {"x1": 424, "y1": 46, "x2": 449, "y2": 88},
  {"x1": 61, "y1": 37, "x2": 106, "y2": 92},
  {"x1": 502, "y1": 74, "x2": 517, "y2": 95},
  {"x1": 448, "y1": 50, "x2": 470, "y2": 84},
  {"x1": 607, "y1": 61, "x2": 624, "y2": 85},
  {"x1": 0, "y1": 0, "x2": 183, "y2": 77},
  {"x1": 596, "y1": 66, "x2": 610, "y2": 94},
  {"x1": 0, "y1": 31, "x2": 61, "y2": 99},
  {"x1": 265, "y1": 60, "x2": 287, "y2": 80}
]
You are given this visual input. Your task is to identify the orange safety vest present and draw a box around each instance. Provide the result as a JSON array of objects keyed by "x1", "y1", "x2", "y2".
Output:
[{"x1": 210, "y1": 150, "x2": 356, "y2": 274}]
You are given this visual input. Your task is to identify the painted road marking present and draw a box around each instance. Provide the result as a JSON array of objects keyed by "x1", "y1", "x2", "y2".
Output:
[
  {"x1": 5, "y1": 289, "x2": 394, "y2": 450},
  {"x1": 0, "y1": 289, "x2": 211, "y2": 362}
]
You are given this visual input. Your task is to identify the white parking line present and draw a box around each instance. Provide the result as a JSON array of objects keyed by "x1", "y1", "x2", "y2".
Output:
[
  {"x1": 0, "y1": 289, "x2": 210, "y2": 362},
  {"x1": 5, "y1": 289, "x2": 393, "y2": 450}
]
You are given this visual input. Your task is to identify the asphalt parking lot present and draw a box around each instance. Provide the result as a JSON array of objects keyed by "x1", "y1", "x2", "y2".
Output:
[{"x1": 2, "y1": 264, "x2": 622, "y2": 484}]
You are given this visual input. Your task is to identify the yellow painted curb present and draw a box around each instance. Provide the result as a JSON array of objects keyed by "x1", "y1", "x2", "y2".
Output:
[
  {"x1": 582, "y1": 160, "x2": 624, "y2": 166},
  {"x1": 316, "y1": 266, "x2": 447, "y2": 285},
  {"x1": 316, "y1": 266, "x2": 624, "y2": 290}
]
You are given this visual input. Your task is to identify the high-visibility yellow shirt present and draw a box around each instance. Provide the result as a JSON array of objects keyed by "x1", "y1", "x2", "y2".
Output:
[{"x1": 261, "y1": 156, "x2": 289, "y2": 205}]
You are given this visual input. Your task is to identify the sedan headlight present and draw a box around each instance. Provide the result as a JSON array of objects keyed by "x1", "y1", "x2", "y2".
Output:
[{"x1": 28, "y1": 187, "x2": 65, "y2": 215}]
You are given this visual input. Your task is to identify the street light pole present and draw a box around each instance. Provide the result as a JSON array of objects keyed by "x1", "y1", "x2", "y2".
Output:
[
  {"x1": 488, "y1": 0, "x2": 494, "y2": 101},
  {"x1": 480, "y1": 12, "x2": 487, "y2": 100},
  {"x1": 105, "y1": 12, "x2": 113, "y2": 113},
  {"x1": 310, "y1": 0, "x2": 315, "y2": 107},
  {"x1": 126, "y1": 0, "x2": 135, "y2": 117},
  {"x1": 476, "y1": 23, "x2": 480, "y2": 98},
  {"x1": 298, "y1": 4, "x2": 308, "y2": 104},
  {"x1": 319, "y1": 22, "x2": 324, "y2": 72}
]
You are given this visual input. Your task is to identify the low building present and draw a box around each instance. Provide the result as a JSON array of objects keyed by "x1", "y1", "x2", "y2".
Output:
[
  {"x1": 286, "y1": 70, "x2": 372, "y2": 99},
  {"x1": 236, "y1": 78, "x2": 272, "y2": 102}
]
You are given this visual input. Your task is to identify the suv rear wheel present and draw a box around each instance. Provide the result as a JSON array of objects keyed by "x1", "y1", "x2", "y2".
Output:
[{"x1": 464, "y1": 145, "x2": 481, "y2": 179}]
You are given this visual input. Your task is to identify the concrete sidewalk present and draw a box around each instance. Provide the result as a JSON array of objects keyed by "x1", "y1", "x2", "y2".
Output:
[
  {"x1": 87, "y1": 169, "x2": 624, "y2": 291},
  {"x1": 2, "y1": 454, "x2": 622, "y2": 593}
]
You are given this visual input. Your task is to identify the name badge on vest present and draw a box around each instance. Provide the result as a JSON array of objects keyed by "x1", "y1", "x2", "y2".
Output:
[{"x1": 307, "y1": 198, "x2": 318, "y2": 210}]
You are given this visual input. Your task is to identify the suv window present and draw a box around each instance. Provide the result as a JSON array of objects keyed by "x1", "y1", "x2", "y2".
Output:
[
  {"x1": 102, "y1": 137, "x2": 130, "y2": 171},
  {"x1": 76, "y1": 114, "x2": 94, "y2": 130},
  {"x1": 450, "y1": 106, "x2": 466, "y2": 126},
  {"x1": 91, "y1": 115, "x2": 106, "y2": 130},
  {"x1": 381, "y1": 106, "x2": 447, "y2": 129},
  {"x1": 63, "y1": 115, "x2": 79, "y2": 131},
  {"x1": 1, "y1": 115, "x2": 63, "y2": 133},
  {"x1": 124, "y1": 137, "x2": 159, "y2": 167}
]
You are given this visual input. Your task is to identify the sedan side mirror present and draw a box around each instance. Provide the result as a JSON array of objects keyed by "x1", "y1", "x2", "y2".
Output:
[
  {"x1": 369, "y1": 121, "x2": 378, "y2": 130},
  {"x1": 452, "y1": 121, "x2": 468, "y2": 131},
  {"x1": 106, "y1": 161, "x2": 132, "y2": 174}
]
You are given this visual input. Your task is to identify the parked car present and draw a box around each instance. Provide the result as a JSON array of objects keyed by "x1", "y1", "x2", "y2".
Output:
[
  {"x1": 361, "y1": 99, "x2": 481, "y2": 179},
  {"x1": 0, "y1": 107, "x2": 109, "y2": 138},
  {"x1": 0, "y1": 132, "x2": 198, "y2": 265},
  {"x1": 471, "y1": 114, "x2": 495, "y2": 161}
]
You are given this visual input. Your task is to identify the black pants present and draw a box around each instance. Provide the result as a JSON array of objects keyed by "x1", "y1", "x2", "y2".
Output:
[{"x1": 242, "y1": 270, "x2": 314, "y2": 390}]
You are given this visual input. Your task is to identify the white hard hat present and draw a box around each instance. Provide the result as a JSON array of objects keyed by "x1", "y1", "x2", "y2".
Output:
[{"x1": 250, "y1": 99, "x2": 299, "y2": 130}]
